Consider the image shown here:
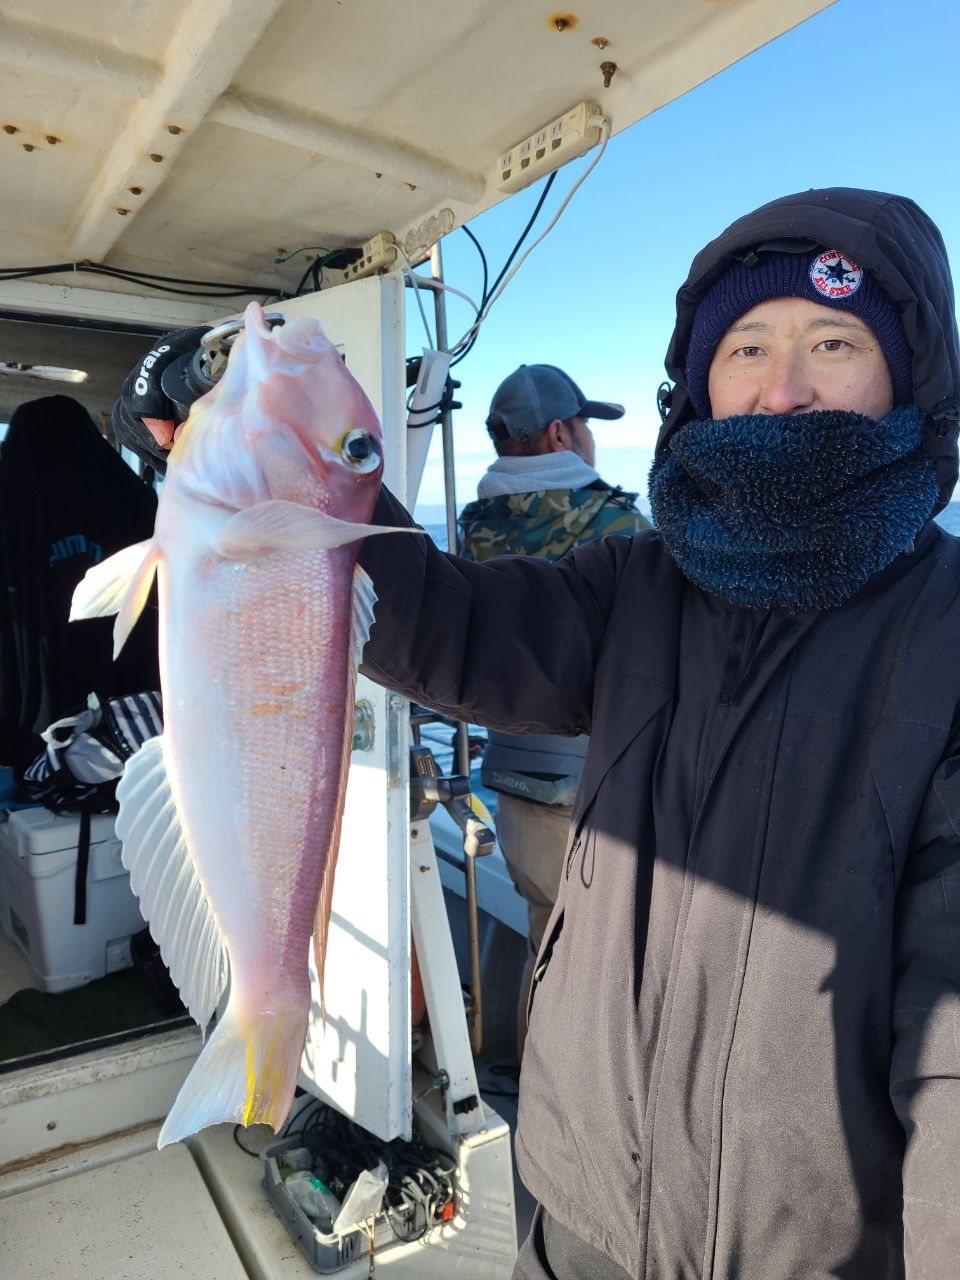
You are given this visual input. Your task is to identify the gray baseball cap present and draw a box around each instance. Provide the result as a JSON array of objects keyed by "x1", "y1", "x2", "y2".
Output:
[{"x1": 487, "y1": 364, "x2": 625, "y2": 439}]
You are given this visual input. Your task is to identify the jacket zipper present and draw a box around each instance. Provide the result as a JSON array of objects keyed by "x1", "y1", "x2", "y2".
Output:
[{"x1": 565, "y1": 829, "x2": 583, "y2": 879}]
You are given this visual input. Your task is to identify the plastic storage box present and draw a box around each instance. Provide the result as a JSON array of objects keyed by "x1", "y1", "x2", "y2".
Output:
[
  {"x1": 0, "y1": 807, "x2": 146, "y2": 993},
  {"x1": 263, "y1": 1136, "x2": 395, "y2": 1274}
]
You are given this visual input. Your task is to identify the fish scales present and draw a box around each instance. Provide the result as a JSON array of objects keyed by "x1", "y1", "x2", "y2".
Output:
[
  {"x1": 71, "y1": 302, "x2": 412, "y2": 1146},
  {"x1": 163, "y1": 548, "x2": 352, "y2": 984}
]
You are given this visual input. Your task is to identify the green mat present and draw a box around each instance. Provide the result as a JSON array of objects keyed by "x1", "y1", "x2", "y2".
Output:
[{"x1": 0, "y1": 968, "x2": 185, "y2": 1062}]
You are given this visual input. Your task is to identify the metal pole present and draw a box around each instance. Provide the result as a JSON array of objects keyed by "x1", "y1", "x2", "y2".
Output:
[
  {"x1": 430, "y1": 242, "x2": 459, "y2": 557},
  {"x1": 430, "y1": 240, "x2": 483, "y2": 1056}
]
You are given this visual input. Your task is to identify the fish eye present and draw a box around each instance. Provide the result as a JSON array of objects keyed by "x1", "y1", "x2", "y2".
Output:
[{"x1": 340, "y1": 429, "x2": 382, "y2": 474}]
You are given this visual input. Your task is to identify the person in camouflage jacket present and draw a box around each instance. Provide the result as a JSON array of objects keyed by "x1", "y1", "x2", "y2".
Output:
[
  {"x1": 458, "y1": 364, "x2": 649, "y2": 1058},
  {"x1": 459, "y1": 481, "x2": 647, "y2": 562}
]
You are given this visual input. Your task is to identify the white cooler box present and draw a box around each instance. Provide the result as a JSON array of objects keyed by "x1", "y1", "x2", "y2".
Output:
[{"x1": 0, "y1": 807, "x2": 147, "y2": 993}]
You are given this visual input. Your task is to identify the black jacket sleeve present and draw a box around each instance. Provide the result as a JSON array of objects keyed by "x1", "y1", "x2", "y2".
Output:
[
  {"x1": 357, "y1": 485, "x2": 627, "y2": 736},
  {"x1": 891, "y1": 752, "x2": 960, "y2": 1277}
]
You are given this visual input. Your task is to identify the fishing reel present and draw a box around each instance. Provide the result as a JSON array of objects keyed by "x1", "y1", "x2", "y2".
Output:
[
  {"x1": 160, "y1": 311, "x2": 286, "y2": 423},
  {"x1": 409, "y1": 744, "x2": 470, "y2": 822},
  {"x1": 409, "y1": 744, "x2": 494, "y2": 859}
]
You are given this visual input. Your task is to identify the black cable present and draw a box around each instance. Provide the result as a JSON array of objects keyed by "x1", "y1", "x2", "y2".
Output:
[
  {"x1": 293, "y1": 255, "x2": 318, "y2": 296},
  {"x1": 460, "y1": 224, "x2": 488, "y2": 324},
  {"x1": 485, "y1": 170, "x2": 557, "y2": 304},
  {"x1": 0, "y1": 260, "x2": 284, "y2": 298},
  {"x1": 274, "y1": 1099, "x2": 456, "y2": 1242},
  {"x1": 85, "y1": 265, "x2": 278, "y2": 297},
  {"x1": 450, "y1": 170, "x2": 558, "y2": 368},
  {"x1": 290, "y1": 246, "x2": 366, "y2": 297},
  {"x1": 81, "y1": 263, "x2": 277, "y2": 292},
  {"x1": 233, "y1": 1125, "x2": 261, "y2": 1158},
  {"x1": 0, "y1": 261, "x2": 270, "y2": 292}
]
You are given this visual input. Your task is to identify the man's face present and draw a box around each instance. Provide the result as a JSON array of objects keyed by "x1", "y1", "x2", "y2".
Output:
[
  {"x1": 707, "y1": 296, "x2": 895, "y2": 420},
  {"x1": 559, "y1": 415, "x2": 596, "y2": 466}
]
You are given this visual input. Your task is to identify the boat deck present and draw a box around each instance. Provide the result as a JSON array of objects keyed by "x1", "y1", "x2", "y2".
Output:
[
  {"x1": 0, "y1": 1069, "x2": 532, "y2": 1280},
  {"x1": 0, "y1": 927, "x2": 534, "y2": 1279}
]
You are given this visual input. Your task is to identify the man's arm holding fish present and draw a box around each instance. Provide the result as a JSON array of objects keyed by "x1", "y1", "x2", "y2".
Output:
[
  {"x1": 111, "y1": 331, "x2": 627, "y2": 739},
  {"x1": 355, "y1": 482, "x2": 623, "y2": 737}
]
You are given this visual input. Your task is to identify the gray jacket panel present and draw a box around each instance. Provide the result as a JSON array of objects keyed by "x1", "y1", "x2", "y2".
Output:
[{"x1": 360, "y1": 489, "x2": 960, "y2": 1279}]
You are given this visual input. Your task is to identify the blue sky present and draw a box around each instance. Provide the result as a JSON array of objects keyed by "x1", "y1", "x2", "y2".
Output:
[{"x1": 411, "y1": 0, "x2": 960, "y2": 516}]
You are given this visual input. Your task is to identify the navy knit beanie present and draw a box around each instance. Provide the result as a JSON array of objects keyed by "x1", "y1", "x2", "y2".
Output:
[{"x1": 685, "y1": 248, "x2": 913, "y2": 419}]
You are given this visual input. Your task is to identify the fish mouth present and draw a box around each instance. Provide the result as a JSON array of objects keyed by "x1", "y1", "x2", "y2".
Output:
[
  {"x1": 243, "y1": 301, "x2": 337, "y2": 362},
  {"x1": 208, "y1": 303, "x2": 384, "y2": 481}
]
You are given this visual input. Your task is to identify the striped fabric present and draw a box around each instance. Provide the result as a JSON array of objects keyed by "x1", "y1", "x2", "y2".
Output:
[{"x1": 20, "y1": 691, "x2": 163, "y2": 811}]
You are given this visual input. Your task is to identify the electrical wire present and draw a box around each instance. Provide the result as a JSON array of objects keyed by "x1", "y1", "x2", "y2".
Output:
[
  {"x1": 293, "y1": 254, "x2": 322, "y2": 296},
  {"x1": 448, "y1": 115, "x2": 612, "y2": 358},
  {"x1": 395, "y1": 243, "x2": 435, "y2": 348},
  {"x1": 447, "y1": 226, "x2": 489, "y2": 366},
  {"x1": 450, "y1": 184, "x2": 555, "y2": 368},
  {"x1": 404, "y1": 274, "x2": 481, "y2": 319},
  {"x1": 275, "y1": 1099, "x2": 457, "y2": 1243},
  {"x1": 275, "y1": 244, "x2": 331, "y2": 264},
  {"x1": 0, "y1": 260, "x2": 284, "y2": 298},
  {"x1": 484, "y1": 172, "x2": 557, "y2": 306},
  {"x1": 233, "y1": 1125, "x2": 261, "y2": 1157},
  {"x1": 460, "y1": 224, "x2": 488, "y2": 323}
]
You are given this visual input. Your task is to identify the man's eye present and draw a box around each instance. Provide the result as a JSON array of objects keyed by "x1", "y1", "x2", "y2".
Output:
[
  {"x1": 818, "y1": 339, "x2": 846, "y2": 353},
  {"x1": 734, "y1": 345, "x2": 762, "y2": 358}
]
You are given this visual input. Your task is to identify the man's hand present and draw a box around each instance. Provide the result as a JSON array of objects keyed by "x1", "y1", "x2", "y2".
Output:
[{"x1": 112, "y1": 325, "x2": 211, "y2": 473}]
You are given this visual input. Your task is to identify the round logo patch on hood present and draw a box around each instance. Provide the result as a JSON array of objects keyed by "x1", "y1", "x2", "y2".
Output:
[{"x1": 809, "y1": 250, "x2": 863, "y2": 299}]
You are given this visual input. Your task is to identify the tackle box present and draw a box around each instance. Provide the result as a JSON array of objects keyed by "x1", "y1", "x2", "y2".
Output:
[
  {"x1": 263, "y1": 1135, "x2": 395, "y2": 1274},
  {"x1": 0, "y1": 807, "x2": 147, "y2": 993}
]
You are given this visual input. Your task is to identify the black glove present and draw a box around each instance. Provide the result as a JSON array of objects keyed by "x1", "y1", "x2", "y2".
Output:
[{"x1": 111, "y1": 325, "x2": 211, "y2": 474}]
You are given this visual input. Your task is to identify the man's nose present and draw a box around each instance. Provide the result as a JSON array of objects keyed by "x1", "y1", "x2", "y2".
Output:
[{"x1": 757, "y1": 352, "x2": 815, "y2": 415}]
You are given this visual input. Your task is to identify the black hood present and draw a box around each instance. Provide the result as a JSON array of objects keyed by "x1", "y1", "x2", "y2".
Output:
[{"x1": 658, "y1": 188, "x2": 960, "y2": 513}]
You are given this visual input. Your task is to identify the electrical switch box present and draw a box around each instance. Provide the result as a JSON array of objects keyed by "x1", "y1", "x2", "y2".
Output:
[
  {"x1": 496, "y1": 101, "x2": 603, "y2": 194},
  {"x1": 342, "y1": 232, "x2": 399, "y2": 282}
]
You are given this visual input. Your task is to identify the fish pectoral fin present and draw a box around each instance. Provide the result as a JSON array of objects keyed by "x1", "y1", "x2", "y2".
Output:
[
  {"x1": 116, "y1": 736, "x2": 228, "y2": 1035},
  {"x1": 214, "y1": 500, "x2": 418, "y2": 560},
  {"x1": 70, "y1": 540, "x2": 160, "y2": 659}
]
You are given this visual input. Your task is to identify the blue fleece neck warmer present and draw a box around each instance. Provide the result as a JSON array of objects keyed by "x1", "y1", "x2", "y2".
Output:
[{"x1": 648, "y1": 406, "x2": 938, "y2": 611}]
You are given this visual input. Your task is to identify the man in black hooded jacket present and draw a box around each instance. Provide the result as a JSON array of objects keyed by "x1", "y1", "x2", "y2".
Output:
[{"x1": 114, "y1": 188, "x2": 960, "y2": 1279}]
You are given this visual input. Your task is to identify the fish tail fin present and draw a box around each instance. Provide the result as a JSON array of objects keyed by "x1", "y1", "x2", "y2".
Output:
[{"x1": 158, "y1": 999, "x2": 306, "y2": 1149}]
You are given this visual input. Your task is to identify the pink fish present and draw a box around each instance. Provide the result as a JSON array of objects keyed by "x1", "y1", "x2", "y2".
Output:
[{"x1": 71, "y1": 302, "x2": 407, "y2": 1146}]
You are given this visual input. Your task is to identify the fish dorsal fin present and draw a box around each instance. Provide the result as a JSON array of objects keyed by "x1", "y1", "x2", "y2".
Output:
[
  {"x1": 213, "y1": 499, "x2": 417, "y2": 560},
  {"x1": 70, "y1": 540, "x2": 160, "y2": 659},
  {"x1": 311, "y1": 564, "x2": 379, "y2": 1010},
  {"x1": 116, "y1": 736, "x2": 227, "y2": 1034}
]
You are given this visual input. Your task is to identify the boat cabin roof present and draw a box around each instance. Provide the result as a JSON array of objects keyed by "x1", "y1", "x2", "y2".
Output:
[{"x1": 0, "y1": 0, "x2": 832, "y2": 421}]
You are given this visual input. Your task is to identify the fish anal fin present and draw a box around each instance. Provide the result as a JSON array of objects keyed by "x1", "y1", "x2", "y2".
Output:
[{"x1": 116, "y1": 736, "x2": 227, "y2": 1033}]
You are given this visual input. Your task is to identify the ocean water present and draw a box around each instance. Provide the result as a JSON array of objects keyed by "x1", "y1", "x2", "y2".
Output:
[
  {"x1": 936, "y1": 501, "x2": 960, "y2": 536},
  {"x1": 424, "y1": 522, "x2": 449, "y2": 551},
  {"x1": 425, "y1": 507, "x2": 960, "y2": 549}
]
